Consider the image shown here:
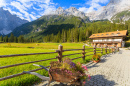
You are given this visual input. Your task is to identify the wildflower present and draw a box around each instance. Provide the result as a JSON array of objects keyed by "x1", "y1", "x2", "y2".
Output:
[
  {"x1": 78, "y1": 62, "x2": 81, "y2": 65},
  {"x1": 82, "y1": 66, "x2": 88, "y2": 71},
  {"x1": 88, "y1": 74, "x2": 91, "y2": 80},
  {"x1": 83, "y1": 81, "x2": 86, "y2": 84}
]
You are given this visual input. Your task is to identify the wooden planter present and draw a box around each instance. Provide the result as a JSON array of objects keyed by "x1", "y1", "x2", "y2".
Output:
[
  {"x1": 49, "y1": 68, "x2": 83, "y2": 86},
  {"x1": 92, "y1": 58, "x2": 100, "y2": 63}
]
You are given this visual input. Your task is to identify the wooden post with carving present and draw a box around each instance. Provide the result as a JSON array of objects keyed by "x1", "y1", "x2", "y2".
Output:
[
  {"x1": 82, "y1": 45, "x2": 85, "y2": 61},
  {"x1": 58, "y1": 45, "x2": 63, "y2": 62}
]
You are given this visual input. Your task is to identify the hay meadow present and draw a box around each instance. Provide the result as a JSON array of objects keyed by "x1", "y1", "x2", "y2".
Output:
[{"x1": 0, "y1": 43, "x2": 106, "y2": 86}]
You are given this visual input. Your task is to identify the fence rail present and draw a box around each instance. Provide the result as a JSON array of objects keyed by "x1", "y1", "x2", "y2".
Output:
[{"x1": 0, "y1": 45, "x2": 119, "y2": 81}]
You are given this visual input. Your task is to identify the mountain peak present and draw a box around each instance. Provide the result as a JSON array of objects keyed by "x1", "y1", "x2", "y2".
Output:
[
  {"x1": 57, "y1": 7, "x2": 63, "y2": 10},
  {"x1": 66, "y1": 7, "x2": 78, "y2": 12},
  {"x1": 87, "y1": 0, "x2": 130, "y2": 20},
  {"x1": 109, "y1": 0, "x2": 121, "y2": 4},
  {"x1": 0, "y1": 8, "x2": 28, "y2": 35},
  {"x1": 55, "y1": 7, "x2": 65, "y2": 15}
]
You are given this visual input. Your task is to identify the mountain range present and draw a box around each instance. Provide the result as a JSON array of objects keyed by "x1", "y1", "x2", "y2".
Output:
[
  {"x1": 0, "y1": 0, "x2": 130, "y2": 37},
  {"x1": 86, "y1": 0, "x2": 130, "y2": 21},
  {"x1": 0, "y1": 7, "x2": 28, "y2": 35}
]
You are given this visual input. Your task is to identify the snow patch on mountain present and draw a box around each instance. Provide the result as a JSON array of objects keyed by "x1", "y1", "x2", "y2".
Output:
[
  {"x1": 86, "y1": 0, "x2": 130, "y2": 20},
  {"x1": 48, "y1": 7, "x2": 86, "y2": 18}
]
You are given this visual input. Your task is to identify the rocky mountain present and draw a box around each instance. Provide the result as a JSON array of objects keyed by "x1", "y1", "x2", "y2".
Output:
[
  {"x1": 86, "y1": 0, "x2": 130, "y2": 21},
  {"x1": 0, "y1": 7, "x2": 28, "y2": 35},
  {"x1": 111, "y1": 10, "x2": 130, "y2": 23},
  {"x1": 50, "y1": 7, "x2": 86, "y2": 19}
]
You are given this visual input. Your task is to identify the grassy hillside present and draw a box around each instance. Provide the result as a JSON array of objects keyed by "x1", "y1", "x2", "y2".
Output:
[{"x1": 12, "y1": 15, "x2": 89, "y2": 41}]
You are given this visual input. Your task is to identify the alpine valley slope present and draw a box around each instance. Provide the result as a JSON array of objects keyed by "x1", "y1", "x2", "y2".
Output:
[
  {"x1": 0, "y1": 7, "x2": 28, "y2": 35},
  {"x1": 12, "y1": 14, "x2": 89, "y2": 41}
]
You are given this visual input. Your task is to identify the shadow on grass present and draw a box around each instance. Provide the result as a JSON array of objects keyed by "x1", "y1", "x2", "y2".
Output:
[{"x1": 85, "y1": 75, "x2": 117, "y2": 86}]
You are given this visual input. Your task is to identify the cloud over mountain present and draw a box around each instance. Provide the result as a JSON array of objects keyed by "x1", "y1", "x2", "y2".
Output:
[{"x1": 1, "y1": 0, "x2": 57, "y2": 21}]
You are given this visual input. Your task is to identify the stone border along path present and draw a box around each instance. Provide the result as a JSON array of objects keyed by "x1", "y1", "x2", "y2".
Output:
[{"x1": 34, "y1": 48, "x2": 130, "y2": 86}]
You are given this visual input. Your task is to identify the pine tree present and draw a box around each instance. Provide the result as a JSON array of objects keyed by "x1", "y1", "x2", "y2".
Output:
[
  {"x1": 18, "y1": 35, "x2": 24, "y2": 43},
  {"x1": 14, "y1": 37, "x2": 18, "y2": 43},
  {"x1": 0, "y1": 36, "x2": 3, "y2": 42},
  {"x1": 9, "y1": 33, "x2": 14, "y2": 42}
]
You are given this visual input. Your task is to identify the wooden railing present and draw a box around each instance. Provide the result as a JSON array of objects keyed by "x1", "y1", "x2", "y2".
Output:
[{"x1": 0, "y1": 45, "x2": 119, "y2": 81}]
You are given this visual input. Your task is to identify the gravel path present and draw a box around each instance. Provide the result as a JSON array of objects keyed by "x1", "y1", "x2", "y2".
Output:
[{"x1": 34, "y1": 48, "x2": 130, "y2": 86}]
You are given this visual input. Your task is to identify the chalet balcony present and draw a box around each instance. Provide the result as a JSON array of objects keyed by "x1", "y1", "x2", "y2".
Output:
[{"x1": 92, "y1": 41, "x2": 122, "y2": 43}]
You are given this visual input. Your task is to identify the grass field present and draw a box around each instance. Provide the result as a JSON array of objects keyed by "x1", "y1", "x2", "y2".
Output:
[{"x1": 0, "y1": 43, "x2": 107, "y2": 86}]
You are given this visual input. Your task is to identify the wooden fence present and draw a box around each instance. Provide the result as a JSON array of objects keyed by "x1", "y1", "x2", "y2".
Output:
[{"x1": 0, "y1": 45, "x2": 119, "y2": 81}]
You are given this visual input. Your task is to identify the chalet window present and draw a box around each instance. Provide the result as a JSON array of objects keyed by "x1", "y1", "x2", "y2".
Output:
[
  {"x1": 101, "y1": 34, "x2": 104, "y2": 36},
  {"x1": 117, "y1": 32, "x2": 120, "y2": 34},
  {"x1": 111, "y1": 33, "x2": 114, "y2": 35},
  {"x1": 93, "y1": 35, "x2": 95, "y2": 36},
  {"x1": 97, "y1": 35, "x2": 99, "y2": 36},
  {"x1": 106, "y1": 34, "x2": 109, "y2": 35}
]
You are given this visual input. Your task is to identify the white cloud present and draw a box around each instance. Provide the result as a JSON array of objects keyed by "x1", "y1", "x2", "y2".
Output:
[
  {"x1": 0, "y1": 0, "x2": 7, "y2": 7},
  {"x1": 79, "y1": 0, "x2": 109, "y2": 13},
  {"x1": 1, "y1": 0, "x2": 57, "y2": 21},
  {"x1": 4, "y1": 7, "x2": 24, "y2": 19},
  {"x1": 78, "y1": 7, "x2": 88, "y2": 13},
  {"x1": 29, "y1": 14, "x2": 37, "y2": 20},
  {"x1": 10, "y1": 1, "x2": 32, "y2": 21}
]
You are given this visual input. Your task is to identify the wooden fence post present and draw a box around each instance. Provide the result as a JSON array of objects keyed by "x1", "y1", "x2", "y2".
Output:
[
  {"x1": 105, "y1": 46, "x2": 107, "y2": 54},
  {"x1": 114, "y1": 47, "x2": 115, "y2": 53},
  {"x1": 111, "y1": 48, "x2": 113, "y2": 54},
  {"x1": 117, "y1": 47, "x2": 119, "y2": 51},
  {"x1": 109, "y1": 46, "x2": 110, "y2": 53},
  {"x1": 58, "y1": 45, "x2": 63, "y2": 62},
  {"x1": 101, "y1": 46, "x2": 103, "y2": 55},
  {"x1": 82, "y1": 45, "x2": 85, "y2": 61},
  {"x1": 93, "y1": 46, "x2": 96, "y2": 55}
]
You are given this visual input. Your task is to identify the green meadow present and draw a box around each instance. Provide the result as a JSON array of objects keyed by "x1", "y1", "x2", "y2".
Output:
[{"x1": 0, "y1": 43, "x2": 107, "y2": 86}]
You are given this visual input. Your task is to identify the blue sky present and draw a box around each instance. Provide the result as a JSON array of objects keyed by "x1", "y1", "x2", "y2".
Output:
[{"x1": 0, "y1": 0, "x2": 110, "y2": 21}]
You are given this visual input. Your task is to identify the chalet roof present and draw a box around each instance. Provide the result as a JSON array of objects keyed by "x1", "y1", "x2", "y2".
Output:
[{"x1": 89, "y1": 30, "x2": 128, "y2": 39}]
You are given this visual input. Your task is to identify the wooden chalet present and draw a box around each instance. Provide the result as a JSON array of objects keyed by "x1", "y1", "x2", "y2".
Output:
[{"x1": 89, "y1": 30, "x2": 128, "y2": 48}]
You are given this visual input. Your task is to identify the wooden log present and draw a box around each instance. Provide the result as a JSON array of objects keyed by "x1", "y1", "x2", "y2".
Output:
[
  {"x1": 85, "y1": 54, "x2": 94, "y2": 56},
  {"x1": 0, "y1": 66, "x2": 50, "y2": 81},
  {"x1": 101, "y1": 47, "x2": 103, "y2": 55},
  {"x1": 82, "y1": 45, "x2": 85, "y2": 60},
  {"x1": 71, "y1": 56, "x2": 82, "y2": 60},
  {"x1": 0, "y1": 52, "x2": 57, "y2": 58},
  {"x1": 57, "y1": 45, "x2": 63, "y2": 62},
  {"x1": 33, "y1": 64, "x2": 49, "y2": 71},
  {"x1": 23, "y1": 71, "x2": 50, "y2": 81},
  {"x1": 63, "y1": 49, "x2": 83, "y2": 51},
  {"x1": 105, "y1": 46, "x2": 107, "y2": 54},
  {"x1": 62, "y1": 53, "x2": 81, "y2": 57},
  {"x1": 93, "y1": 46, "x2": 96, "y2": 55},
  {"x1": 0, "y1": 58, "x2": 56, "y2": 69}
]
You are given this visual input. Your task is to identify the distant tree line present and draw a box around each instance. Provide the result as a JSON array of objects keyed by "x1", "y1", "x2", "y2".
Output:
[
  {"x1": 0, "y1": 33, "x2": 35, "y2": 43},
  {"x1": 43, "y1": 20, "x2": 130, "y2": 43},
  {"x1": 0, "y1": 20, "x2": 130, "y2": 43}
]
